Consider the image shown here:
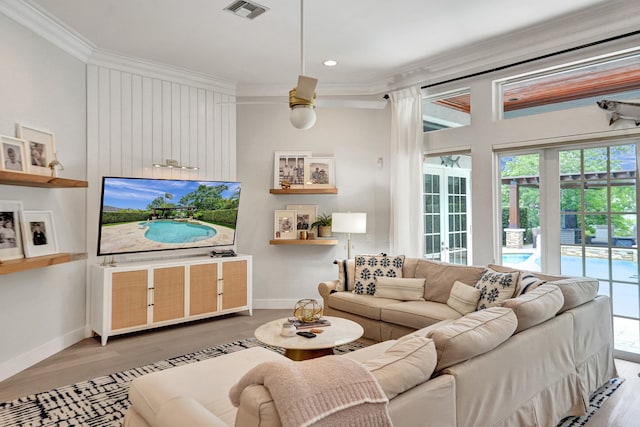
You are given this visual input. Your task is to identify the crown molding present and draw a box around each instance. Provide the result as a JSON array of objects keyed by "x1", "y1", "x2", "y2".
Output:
[
  {"x1": 380, "y1": 0, "x2": 640, "y2": 93},
  {"x1": 88, "y1": 49, "x2": 237, "y2": 95},
  {"x1": 0, "y1": 0, "x2": 94, "y2": 61}
]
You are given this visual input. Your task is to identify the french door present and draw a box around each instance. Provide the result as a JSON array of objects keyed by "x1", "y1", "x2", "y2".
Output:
[
  {"x1": 498, "y1": 141, "x2": 640, "y2": 361},
  {"x1": 423, "y1": 157, "x2": 472, "y2": 265}
]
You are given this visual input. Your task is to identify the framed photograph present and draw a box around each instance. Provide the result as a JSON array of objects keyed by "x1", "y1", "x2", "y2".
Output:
[
  {"x1": 0, "y1": 200, "x2": 24, "y2": 261},
  {"x1": 0, "y1": 136, "x2": 27, "y2": 173},
  {"x1": 274, "y1": 209, "x2": 297, "y2": 240},
  {"x1": 273, "y1": 151, "x2": 312, "y2": 188},
  {"x1": 21, "y1": 210, "x2": 58, "y2": 258},
  {"x1": 304, "y1": 157, "x2": 335, "y2": 188},
  {"x1": 286, "y1": 204, "x2": 317, "y2": 231},
  {"x1": 16, "y1": 124, "x2": 56, "y2": 176}
]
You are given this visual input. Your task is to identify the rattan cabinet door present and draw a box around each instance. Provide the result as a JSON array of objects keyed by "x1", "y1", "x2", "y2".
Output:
[
  {"x1": 221, "y1": 260, "x2": 248, "y2": 310},
  {"x1": 153, "y1": 266, "x2": 186, "y2": 323},
  {"x1": 189, "y1": 263, "x2": 218, "y2": 316},
  {"x1": 111, "y1": 270, "x2": 148, "y2": 330}
]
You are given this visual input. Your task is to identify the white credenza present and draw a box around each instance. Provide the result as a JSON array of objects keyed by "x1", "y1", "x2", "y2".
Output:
[{"x1": 90, "y1": 255, "x2": 252, "y2": 345}]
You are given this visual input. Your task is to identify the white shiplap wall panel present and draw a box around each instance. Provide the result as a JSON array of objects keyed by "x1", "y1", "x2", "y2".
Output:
[
  {"x1": 131, "y1": 74, "x2": 143, "y2": 175},
  {"x1": 189, "y1": 86, "x2": 198, "y2": 173},
  {"x1": 121, "y1": 72, "x2": 132, "y2": 177},
  {"x1": 97, "y1": 67, "x2": 110, "y2": 178},
  {"x1": 87, "y1": 62, "x2": 236, "y2": 183},
  {"x1": 214, "y1": 93, "x2": 223, "y2": 178},
  {"x1": 109, "y1": 69, "x2": 122, "y2": 176}
]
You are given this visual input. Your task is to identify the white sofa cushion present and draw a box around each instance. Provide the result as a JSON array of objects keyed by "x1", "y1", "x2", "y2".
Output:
[
  {"x1": 362, "y1": 336, "x2": 437, "y2": 399},
  {"x1": 501, "y1": 284, "x2": 564, "y2": 333},
  {"x1": 427, "y1": 307, "x2": 517, "y2": 371},
  {"x1": 475, "y1": 268, "x2": 519, "y2": 310},
  {"x1": 354, "y1": 255, "x2": 405, "y2": 295},
  {"x1": 447, "y1": 281, "x2": 481, "y2": 315},
  {"x1": 374, "y1": 277, "x2": 426, "y2": 301}
]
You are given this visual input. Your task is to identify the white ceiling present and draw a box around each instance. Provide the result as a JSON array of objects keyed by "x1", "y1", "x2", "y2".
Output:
[{"x1": 21, "y1": 0, "x2": 639, "y2": 96}]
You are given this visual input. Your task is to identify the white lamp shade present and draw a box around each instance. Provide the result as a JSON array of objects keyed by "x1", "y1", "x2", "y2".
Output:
[
  {"x1": 290, "y1": 105, "x2": 317, "y2": 130},
  {"x1": 332, "y1": 212, "x2": 367, "y2": 233}
]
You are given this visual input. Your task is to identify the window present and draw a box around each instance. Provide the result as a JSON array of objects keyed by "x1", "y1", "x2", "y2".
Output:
[
  {"x1": 497, "y1": 50, "x2": 640, "y2": 119},
  {"x1": 422, "y1": 88, "x2": 471, "y2": 132}
]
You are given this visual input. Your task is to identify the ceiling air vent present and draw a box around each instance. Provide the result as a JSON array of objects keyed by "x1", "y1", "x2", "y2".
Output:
[{"x1": 224, "y1": 0, "x2": 269, "y2": 20}]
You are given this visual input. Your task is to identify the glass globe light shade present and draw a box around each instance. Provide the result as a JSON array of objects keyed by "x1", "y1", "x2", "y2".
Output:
[{"x1": 290, "y1": 105, "x2": 317, "y2": 130}]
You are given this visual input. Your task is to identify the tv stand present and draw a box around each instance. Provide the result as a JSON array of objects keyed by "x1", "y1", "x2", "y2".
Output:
[{"x1": 90, "y1": 254, "x2": 252, "y2": 345}]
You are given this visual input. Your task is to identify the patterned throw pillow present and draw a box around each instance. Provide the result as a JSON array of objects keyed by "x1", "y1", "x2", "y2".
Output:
[
  {"x1": 516, "y1": 273, "x2": 547, "y2": 296},
  {"x1": 353, "y1": 255, "x2": 405, "y2": 295},
  {"x1": 475, "y1": 268, "x2": 519, "y2": 310}
]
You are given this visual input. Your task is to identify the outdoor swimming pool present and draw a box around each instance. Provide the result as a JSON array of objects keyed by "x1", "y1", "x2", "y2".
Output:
[
  {"x1": 144, "y1": 220, "x2": 217, "y2": 243},
  {"x1": 502, "y1": 252, "x2": 640, "y2": 317}
]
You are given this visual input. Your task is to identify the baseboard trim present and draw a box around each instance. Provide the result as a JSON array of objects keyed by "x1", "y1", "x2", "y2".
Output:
[
  {"x1": 0, "y1": 327, "x2": 85, "y2": 382},
  {"x1": 253, "y1": 299, "x2": 302, "y2": 309}
]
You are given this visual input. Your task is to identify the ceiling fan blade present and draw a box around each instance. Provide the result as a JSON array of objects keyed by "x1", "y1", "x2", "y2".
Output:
[{"x1": 295, "y1": 75, "x2": 318, "y2": 101}]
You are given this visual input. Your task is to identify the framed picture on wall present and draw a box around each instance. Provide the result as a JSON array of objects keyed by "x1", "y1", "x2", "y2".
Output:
[
  {"x1": 0, "y1": 136, "x2": 28, "y2": 173},
  {"x1": 303, "y1": 157, "x2": 335, "y2": 189},
  {"x1": 0, "y1": 200, "x2": 24, "y2": 261},
  {"x1": 21, "y1": 210, "x2": 58, "y2": 258},
  {"x1": 274, "y1": 209, "x2": 297, "y2": 240},
  {"x1": 286, "y1": 204, "x2": 317, "y2": 232},
  {"x1": 16, "y1": 124, "x2": 56, "y2": 176},
  {"x1": 273, "y1": 151, "x2": 312, "y2": 188}
]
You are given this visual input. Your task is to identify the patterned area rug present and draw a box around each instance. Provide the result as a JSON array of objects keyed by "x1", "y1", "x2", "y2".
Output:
[
  {"x1": 556, "y1": 377, "x2": 624, "y2": 427},
  {"x1": 0, "y1": 338, "x2": 365, "y2": 427},
  {"x1": 0, "y1": 339, "x2": 624, "y2": 427}
]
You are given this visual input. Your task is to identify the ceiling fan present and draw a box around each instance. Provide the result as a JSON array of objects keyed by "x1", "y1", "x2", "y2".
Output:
[{"x1": 289, "y1": 0, "x2": 318, "y2": 130}]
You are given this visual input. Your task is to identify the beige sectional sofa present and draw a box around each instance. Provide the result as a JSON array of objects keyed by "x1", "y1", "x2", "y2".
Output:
[{"x1": 123, "y1": 255, "x2": 617, "y2": 427}]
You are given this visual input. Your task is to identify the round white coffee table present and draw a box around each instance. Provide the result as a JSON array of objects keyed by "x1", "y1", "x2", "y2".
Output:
[{"x1": 254, "y1": 316, "x2": 364, "y2": 361}]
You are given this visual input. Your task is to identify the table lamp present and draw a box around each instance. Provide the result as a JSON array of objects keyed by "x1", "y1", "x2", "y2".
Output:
[{"x1": 331, "y1": 212, "x2": 367, "y2": 259}]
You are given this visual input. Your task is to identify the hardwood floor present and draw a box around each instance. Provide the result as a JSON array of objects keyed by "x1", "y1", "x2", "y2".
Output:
[{"x1": 1, "y1": 309, "x2": 638, "y2": 427}]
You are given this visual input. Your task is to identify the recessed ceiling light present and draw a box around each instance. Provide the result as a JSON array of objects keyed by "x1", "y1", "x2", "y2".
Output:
[{"x1": 323, "y1": 60, "x2": 338, "y2": 67}]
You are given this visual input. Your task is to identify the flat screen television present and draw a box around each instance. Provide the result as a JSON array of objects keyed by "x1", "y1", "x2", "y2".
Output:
[{"x1": 97, "y1": 176, "x2": 241, "y2": 256}]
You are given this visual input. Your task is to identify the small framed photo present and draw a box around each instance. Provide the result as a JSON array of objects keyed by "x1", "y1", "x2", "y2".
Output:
[
  {"x1": 274, "y1": 209, "x2": 297, "y2": 240},
  {"x1": 274, "y1": 151, "x2": 312, "y2": 188},
  {"x1": 286, "y1": 204, "x2": 317, "y2": 231},
  {"x1": 16, "y1": 124, "x2": 56, "y2": 176},
  {"x1": 21, "y1": 210, "x2": 58, "y2": 258},
  {"x1": 304, "y1": 157, "x2": 335, "y2": 188},
  {"x1": 0, "y1": 136, "x2": 27, "y2": 173},
  {"x1": 0, "y1": 200, "x2": 24, "y2": 261}
]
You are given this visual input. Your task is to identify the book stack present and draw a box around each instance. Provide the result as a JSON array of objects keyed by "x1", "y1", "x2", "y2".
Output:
[{"x1": 288, "y1": 317, "x2": 331, "y2": 329}]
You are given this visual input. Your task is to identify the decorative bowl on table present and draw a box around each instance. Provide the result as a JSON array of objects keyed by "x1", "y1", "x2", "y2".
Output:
[{"x1": 293, "y1": 298, "x2": 323, "y2": 322}]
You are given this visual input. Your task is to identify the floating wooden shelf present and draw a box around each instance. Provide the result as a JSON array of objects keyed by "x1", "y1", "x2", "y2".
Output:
[
  {"x1": 0, "y1": 170, "x2": 88, "y2": 188},
  {"x1": 269, "y1": 188, "x2": 338, "y2": 194},
  {"x1": 0, "y1": 252, "x2": 88, "y2": 275},
  {"x1": 269, "y1": 239, "x2": 338, "y2": 246}
]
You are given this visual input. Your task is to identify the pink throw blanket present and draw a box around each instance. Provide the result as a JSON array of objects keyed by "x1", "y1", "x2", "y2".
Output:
[{"x1": 229, "y1": 355, "x2": 392, "y2": 427}]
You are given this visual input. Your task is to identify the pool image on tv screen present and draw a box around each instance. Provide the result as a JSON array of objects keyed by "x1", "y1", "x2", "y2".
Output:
[{"x1": 97, "y1": 177, "x2": 241, "y2": 256}]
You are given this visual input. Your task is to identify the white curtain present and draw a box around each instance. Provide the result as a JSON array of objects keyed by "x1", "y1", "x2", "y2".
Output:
[{"x1": 389, "y1": 87, "x2": 424, "y2": 257}]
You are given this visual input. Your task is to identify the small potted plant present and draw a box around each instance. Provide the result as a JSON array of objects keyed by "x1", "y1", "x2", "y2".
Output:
[{"x1": 311, "y1": 213, "x2": 332, "y2": 237}]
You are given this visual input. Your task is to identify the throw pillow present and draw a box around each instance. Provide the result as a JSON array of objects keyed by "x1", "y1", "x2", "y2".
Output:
[
  {"x1": 501, "y1": 284, "x2": 564, "y2": 333},
  {"x1": 353, "y1": 255, "x2": 405, "y2": 295},
  {"x1": 446, "y1": 281, "x2": 481, "y2": 315},
  {"x1": 415, "y1": 260, "x2": 485, "y2": 303},
  {"x1": 516, "y1": 273, "x2": 547, "y2": 296},
  {"x1": 475, "y1": 268, "x2": 519, "y2": 310},
  {"x1": 427, "y1": 307, "x2": 517, "y2": 371},
  {"x1": 373, "y1": 277, "x2": 425, "y2": 301},
  {"x1": 362, "y1": 335, "x2": 437, "y2": 400},
  {"x1": 334, "y1": 259, "x2": 355, "y2": 291}
]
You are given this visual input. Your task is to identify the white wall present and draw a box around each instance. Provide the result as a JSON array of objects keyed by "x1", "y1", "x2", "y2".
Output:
[
  {"x1": 236, "y1": 103, "x2": 391, "y2": 307},
  {"x1": 0, "y1": 13, "x2": 87, "y2": 380}
]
